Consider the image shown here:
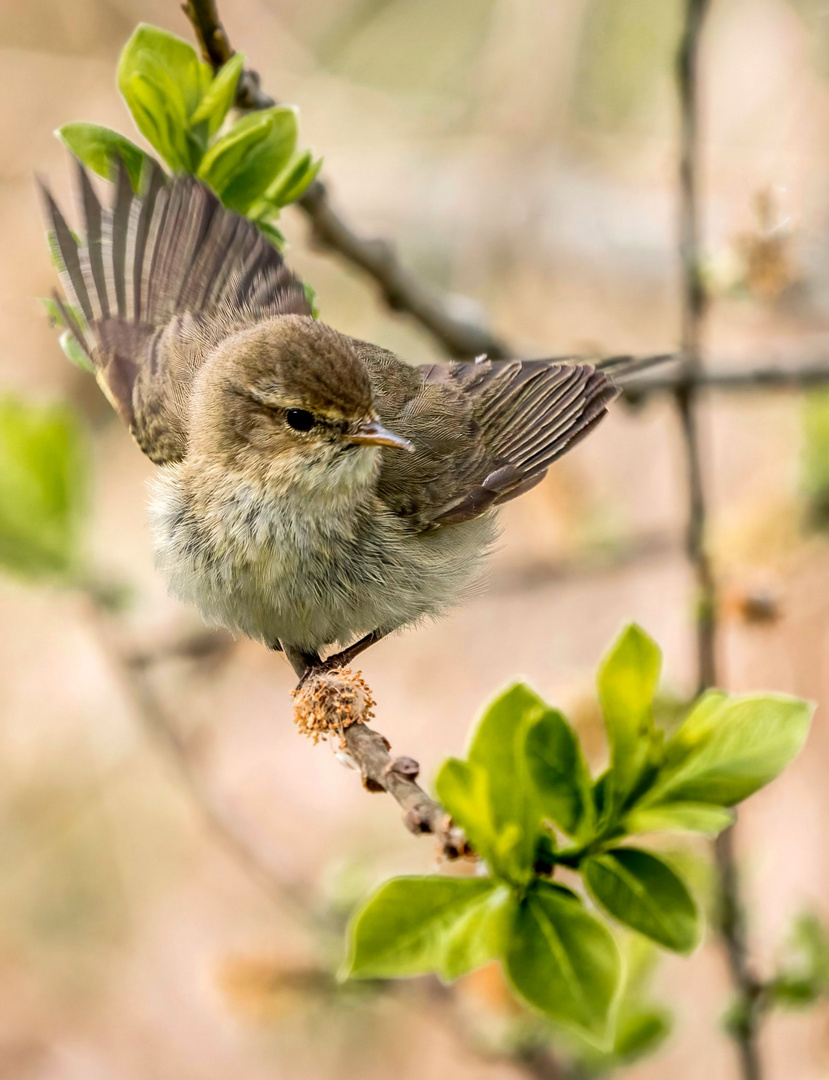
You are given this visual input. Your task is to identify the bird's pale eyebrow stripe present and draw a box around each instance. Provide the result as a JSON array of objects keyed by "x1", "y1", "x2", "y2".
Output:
[{"x1": 242, "y1": 389, "x2": 353, "y2": 427}]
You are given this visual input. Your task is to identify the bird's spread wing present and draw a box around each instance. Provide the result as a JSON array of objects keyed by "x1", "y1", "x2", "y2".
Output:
[
  {"x1": 41, "y1": 159, "x2": 310, "y2": 463},
  {"x1": 381, "y1": 357, "x2": 618, "y2": 531}
]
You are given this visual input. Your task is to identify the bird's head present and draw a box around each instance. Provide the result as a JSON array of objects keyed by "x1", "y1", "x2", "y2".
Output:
[{"x1": 188, "y1": 315, "x2": 413, "y2": 493}]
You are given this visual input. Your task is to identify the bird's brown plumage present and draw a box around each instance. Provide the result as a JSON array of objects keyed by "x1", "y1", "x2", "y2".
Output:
[
  {"x1": 42, "y1": 158, "x2": 310, "y2": 463},
  {"x1": 42, "y1": 157, "x2": 621, "y2": 658}
]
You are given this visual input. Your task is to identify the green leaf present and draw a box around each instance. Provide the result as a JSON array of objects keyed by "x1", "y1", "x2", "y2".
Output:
[
  {"x1": 256, "y1": 218, "x2": 286, "y2": 252},
  {"x1": 439, "y1": 884, "x2": 515, "y2": 981},
  {"x1": 0, "y1": 398, "x2": 87, "y2": 578},
  {"x1": 118, "y1": 24, "x2": 210, "y2": 117},
  {"x1": 122, "y1": 68, "x2": 192, "y2": 171},
  {"x1": 624, "y1": 801, "x2": 735, "y2": 837},
  {"x1": 770, "y1": 913, "x2": 829, "y2": 1009},
  {"x1": 660, "y1": 690, "x2": 729, "y2": 770},
  {"x1": 584, "y1": 848, "x2": 700, "y2": 954},
  {"x1": 265, "y1": 149, "x2": 322, "y2": 207},
  {"x1": 190, "y1": 52, "x2": 245, "y2": 136},
  {"x1": 56, "y1": 123, "x2": 149, "y2": 190},
  {"x1": 343, "y1": 876, "x2": 510, "y2": 982},
  {"x1": 435, "y1": 758, "x2": 497, "y2": 865},
  {"x1": 647, "y1": 695, "x2": 814, "y2": 806},
  {"x1": 39, "y1": 297, "x2": 64, "y2": 327},
  {"x1": 198, "y1": 107, "x2": 298, "y2": 213},
  {"x1": 598, "y1": 624, "x2": 662, "y2": 809},
  {"x1": 59, "y1": 331, "x2": 94, "y2": 374},
  {"x1": 118, "y1": 25, "x2": 211, "y2": 171},
  {"x1": 466, "y1": 682, "x2": 547, "y2": 876},
  {"x1": 612, "y1": 1007, "x2": 672, "y2": 1061},
  {"x1": 302, "y1": 278, "x2": 319, "y2": 317},
  {"x1": 525, "y1": 707, "x2": 594, "y2": 839},
  {"x1": 504, "y1": 880, "x2": 622, "y2": 1044}
]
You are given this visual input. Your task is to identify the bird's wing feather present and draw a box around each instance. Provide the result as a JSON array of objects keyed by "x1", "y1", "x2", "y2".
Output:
[
  {"x1": 41, "y1": 158, "x2": 310, "y2": 462},
  {"x1": 402, "y1": 358, "x2": 618, "y2": 529}
]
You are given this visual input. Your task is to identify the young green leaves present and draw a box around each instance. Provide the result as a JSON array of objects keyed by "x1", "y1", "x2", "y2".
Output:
[
  {"x1": 55, "y1": 24, "x2": 321, "y2": 245},
  {"x1": 504, "y1": 882, "x2": 622, "y2": 1040},
  {"x1": 343, "y1": 877, "x2": 514, "y2": 983},
  {"x1": 0, "y1": 398, "x2": 86, "y2": 579},
  {"x1": 583, "y1": 849, "x2": 699, "y2": 954},
  {"x1": 344, "y1": 625, "x2": 814, "y2": 1047}
]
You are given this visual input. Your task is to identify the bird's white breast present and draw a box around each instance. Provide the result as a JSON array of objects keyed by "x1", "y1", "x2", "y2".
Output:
[{"x1": 149, "y1": 461, "x2": 495, "y2": 654}]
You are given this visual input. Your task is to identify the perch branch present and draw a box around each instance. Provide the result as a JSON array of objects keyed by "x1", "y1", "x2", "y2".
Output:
[
  {"x1": 182, "y1": 0, "x2": 510, "y2": 360},
  {"x1": 675, "y1": 5, "x2": 764, "y2": 1080},
  {"x1": 343, "y1": 721, "x2": 466, "y2": 855},
  {"x1": 289, "y1": 658, "x2": 469, "y2": 858}
]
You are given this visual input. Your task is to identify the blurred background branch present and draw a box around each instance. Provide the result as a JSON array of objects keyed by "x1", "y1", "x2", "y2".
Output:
[
  {"x1": 673, "y1": 3, "x2": 763, "y2": 1080},
  {"x1": 184, "y1": 0, "x2": 511, "y2": 360}
]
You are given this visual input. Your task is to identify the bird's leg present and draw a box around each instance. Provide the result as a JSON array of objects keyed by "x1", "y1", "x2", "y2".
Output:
[
  {"x1": 282, "y1": 643, "x2": 323, "y2": 682},
  {"x1": 282, "y1": 632, "x2": 387, "y2": 686},
  {"x1": 320, "y1": 630, "x2": 388, "y2": 671}
]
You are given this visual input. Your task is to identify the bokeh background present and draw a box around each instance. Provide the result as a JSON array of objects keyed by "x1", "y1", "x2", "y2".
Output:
[{"x1": 3, "y1": 0, "x2": 829, "y2": 1076}]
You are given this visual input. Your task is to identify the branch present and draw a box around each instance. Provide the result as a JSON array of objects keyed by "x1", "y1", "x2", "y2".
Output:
[
  {"x1": 676, "y1": 0, "x2": 718, "y2": 694},
  {"x1": 290, "y1": 664, "x2": 469, "y2": 858},
  {"x1": 85, "y1": 596, "x2": 572, "y2": 1077},
  {"x1": 181, "y1": 0, "x2": 510, "y2": 360},
  {"x1": 623, "y1": 357, "x2": 829, "y2": 397},
  {"x1": 675, "y1": 5, "x2": 764, "y2": 1080}
]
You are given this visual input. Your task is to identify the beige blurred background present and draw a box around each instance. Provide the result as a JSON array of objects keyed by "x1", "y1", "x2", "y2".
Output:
[{"x1": 3, "y1": 0, "x2": 829, "y2": 1076}]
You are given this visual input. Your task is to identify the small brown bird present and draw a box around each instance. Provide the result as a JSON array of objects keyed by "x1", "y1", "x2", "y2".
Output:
[{"x1": 42, "y1": 159, "x2": 623, "y2": 678}]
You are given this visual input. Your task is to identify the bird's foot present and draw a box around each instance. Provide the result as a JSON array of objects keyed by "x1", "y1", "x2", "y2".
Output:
[{"x1": 282, "y1": 632, "x2": 386, "y2": 686}]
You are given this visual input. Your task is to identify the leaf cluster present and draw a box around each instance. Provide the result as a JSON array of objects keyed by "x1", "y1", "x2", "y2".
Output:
[
  {"x1": 0, "y1": 398, "x2": 87, "y2": 580},
  {"x1": 56, "y1": 25, "x2": 321, "y2": 246},
  {"x1": 344, "y1": 625, "x2": 813, "y2": 1047}
]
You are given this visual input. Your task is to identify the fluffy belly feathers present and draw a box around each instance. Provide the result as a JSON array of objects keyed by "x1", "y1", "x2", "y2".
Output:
[{"x1": 150, "y1": 469, "x2": 495, "y2": 652}]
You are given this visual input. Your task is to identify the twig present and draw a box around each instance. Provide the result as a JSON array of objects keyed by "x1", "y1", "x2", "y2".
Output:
[
  {"x1": 85, "y1": 594, "x2": 576, "y2": 1077},
  {"x1": 622, "y1": 358, "x2": 829, "y2": 397},
  {"x1": 182, "y1": 0, "x2": 509, "y2": 360},
  {"x1": 290, "y1": 660, "x2": 469, "y2": 857},
  {"x1": 675, "y1": 5, "x2": 764, "y2": 1080},
  {"x1": 343, "y1": 722, "x2": 467, "y2": 856},
  {"x1": 676, "y1": 0, "x2": 717, "y2": 695}
]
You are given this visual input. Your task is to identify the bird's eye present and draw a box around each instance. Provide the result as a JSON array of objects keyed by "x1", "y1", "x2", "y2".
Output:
[{"x1": 285, "y1": 409, "x2": 316, "y2": 432}]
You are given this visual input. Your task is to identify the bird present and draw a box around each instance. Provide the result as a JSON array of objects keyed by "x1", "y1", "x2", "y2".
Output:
[{"x1": 41, "y1": 157, "x2": 629, "y2": 680}]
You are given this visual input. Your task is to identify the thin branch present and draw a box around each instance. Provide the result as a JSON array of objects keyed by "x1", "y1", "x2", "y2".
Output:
[
  {"x1": 675, "y1": 5, "x2": 764, "y2": 1080},
  {"x1": 676, "y1": 0, "x2": 717, "y2": 694},
  {"x1": 288, "y1": 660, "x2": 469, "y2": 858},
  {"x1": 86, "y1": 595, "x2": 576, "y2": 1077},
  {"x1": 622, "y1": 358, "x2": 829, "y2": 397},
  {"x1": 182, "y1": 0, "x2": 510, "y2": 360},
  {"x1": 343, "y1": 721, "x2": 459, "y2": 844}
]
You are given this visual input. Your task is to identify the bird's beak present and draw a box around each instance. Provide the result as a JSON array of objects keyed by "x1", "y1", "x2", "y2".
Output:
[{"x1": 346, "y1": 418, "x2": 414, "y2": 452}]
